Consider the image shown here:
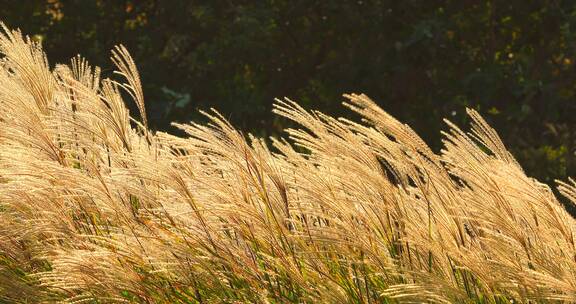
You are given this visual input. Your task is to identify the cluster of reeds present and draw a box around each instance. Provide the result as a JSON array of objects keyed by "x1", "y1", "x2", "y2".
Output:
[{"x1": 0, "y1": 23, "x2": 576, "y2": 303}]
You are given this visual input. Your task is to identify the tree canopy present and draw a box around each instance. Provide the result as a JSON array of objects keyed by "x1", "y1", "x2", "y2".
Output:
[{"x1": 3, "y1": 0, "x2": 576, "y2": 185}]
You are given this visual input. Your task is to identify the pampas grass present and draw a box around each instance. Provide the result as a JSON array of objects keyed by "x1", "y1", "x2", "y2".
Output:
[{"x1": 0, "y1": 23, "x2": 575, "y2": 303}]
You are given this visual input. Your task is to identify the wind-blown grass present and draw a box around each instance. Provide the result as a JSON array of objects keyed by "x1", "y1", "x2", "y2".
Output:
[{"x1": 0, "y1": 23, "x2": 575, "y2": 303}]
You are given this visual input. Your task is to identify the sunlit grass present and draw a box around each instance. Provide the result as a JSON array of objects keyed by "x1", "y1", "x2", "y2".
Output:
[{"x1": 0, "y1": 23, "x2": 575, "y2": 303}]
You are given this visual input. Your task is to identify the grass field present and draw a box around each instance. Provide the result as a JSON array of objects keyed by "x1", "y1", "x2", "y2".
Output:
[{"x1": 0, "y1": 23, "x2": 576, "y2": 303}]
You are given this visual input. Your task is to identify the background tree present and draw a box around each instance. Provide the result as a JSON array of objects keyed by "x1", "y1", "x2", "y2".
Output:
[{"x1": 3, "y1": 0, "x2": 576, "y2": 188}]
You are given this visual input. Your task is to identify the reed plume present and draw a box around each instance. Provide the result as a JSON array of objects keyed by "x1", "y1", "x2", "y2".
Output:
[{"x1": 0, "y1": 23, "x2": 575, "y2": 303}]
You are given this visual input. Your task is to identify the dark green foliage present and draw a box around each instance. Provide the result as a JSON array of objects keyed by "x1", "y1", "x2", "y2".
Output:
[{"x1": 4, "y1": 0, "x2": 576, "y2": 189}]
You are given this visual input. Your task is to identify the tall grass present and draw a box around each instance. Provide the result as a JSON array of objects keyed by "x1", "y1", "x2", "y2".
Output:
[{"x1": 0, "y1": 23, "x2": 575, "y2": 303}]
